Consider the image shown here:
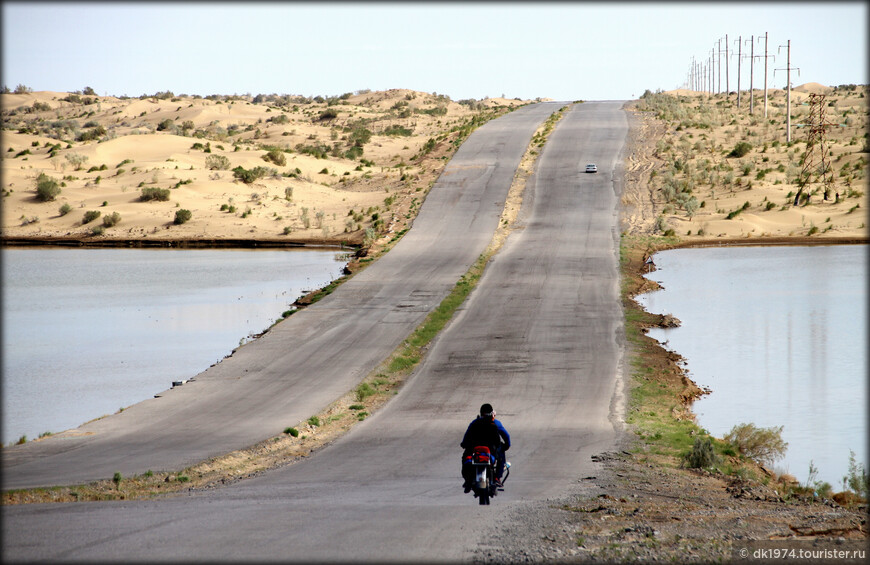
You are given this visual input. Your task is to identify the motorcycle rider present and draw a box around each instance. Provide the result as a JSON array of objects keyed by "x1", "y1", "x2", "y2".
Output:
[{"x1": 461, "y1": 403, "x2": 510, "y2": 492}]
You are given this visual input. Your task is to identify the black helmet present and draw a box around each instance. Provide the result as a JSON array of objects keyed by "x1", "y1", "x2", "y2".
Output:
[{"x1": 480, "y1": 403, "x2": 494, "y2": 417}]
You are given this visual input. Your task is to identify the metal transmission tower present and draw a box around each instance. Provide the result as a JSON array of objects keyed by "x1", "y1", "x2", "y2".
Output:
[
  {"x1": 795, "y1": 93, "x2": 836, "y2": 205},
  {"x1": 774, "y1": 39, "x2": 800, "y2": 143}
]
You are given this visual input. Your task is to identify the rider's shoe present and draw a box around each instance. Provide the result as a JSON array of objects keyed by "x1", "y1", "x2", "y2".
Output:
[
  {"x1": 492, "y1": 477, "x2": 503, "y2": 487},
  {"x1": 463, "y1": 482, "x2": 472, "y2": 493}
]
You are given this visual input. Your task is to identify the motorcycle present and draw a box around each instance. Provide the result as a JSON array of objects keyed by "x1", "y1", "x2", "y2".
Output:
[{"x1": 464, "y1": 445, "x2": 511, "y2": 505}]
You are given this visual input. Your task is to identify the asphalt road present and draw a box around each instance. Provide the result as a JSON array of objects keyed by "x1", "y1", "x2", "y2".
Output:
[
  {"x1": 2, "y1": 101, "x2": 629, "y2": 562},
  {"x1": 2, "y1": 102, "x2": 563, "y2": 491}
]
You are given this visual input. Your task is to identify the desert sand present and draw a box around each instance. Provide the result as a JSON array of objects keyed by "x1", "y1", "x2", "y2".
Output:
[
  {"x1": 2, "y1": 85, "x2": 867, "y2": 247},
  {"x1": 622, "y1": 83, "x2": 868, "y2": 242},
  {"x1": 1, "y1": 89, "x2": 528, "y2": 247}
]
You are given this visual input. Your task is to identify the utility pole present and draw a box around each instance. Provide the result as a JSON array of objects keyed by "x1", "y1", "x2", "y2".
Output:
[
  {"x1": 711, "y1": 49, "x2": 715, "y2": 94},
  {"x1": 775, "y1": 39, "x2": 800, "y2": 143},
  {"x1": 689, "y1": 57, "x2": 695, "y2": 90},
  {"x1": 709, "y1": 54, "x2": 713, "y2": 96},
  {"x1": 717, "y1": 38, "x2": 723, "y2": 94},
  {"x1": 759, "y1": 32, "x2": 774, "y2": 118},
  {"x1": 724, "y1": 34, "x2": 730, "y2": 95},
  {"x1": 703, "y1": 62, "x2": 707, "y2": 96},
  {"x1": 745, "y1": 35, "x2": 758, "y2": 114},
  {"x1": 734, "y1": 35, "x2": 742, "y2": 108}
]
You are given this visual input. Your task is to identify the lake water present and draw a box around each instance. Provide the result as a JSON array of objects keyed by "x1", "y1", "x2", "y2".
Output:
[
  {"x1": 1, "y1": 247, "x2": 348, "y2": 446},
  {"x1": 639, "y1": 244, "x2": 867, "y2": 488}
]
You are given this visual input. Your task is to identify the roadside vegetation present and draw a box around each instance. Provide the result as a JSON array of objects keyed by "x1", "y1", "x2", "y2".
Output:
[
  {"x1": 629, "y1": 85, "x2": 867, "y2": 239},
  {"x1": 619, "y1": 233, "x2": 867, "y2": 508}
]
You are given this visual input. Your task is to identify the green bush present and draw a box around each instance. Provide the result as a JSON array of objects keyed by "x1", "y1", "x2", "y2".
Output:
[
  {"x1": 232, "y1": 165, "x2": 269, "y2": 183},
  {"x1": 140, "y1": 187, "x2": 171, "y2": 201},
  {"x1": 262, "y1": 149, "x2": 286, "y2": 166},
  {"x1": 205, "y1": 154, "x2": 230, "y2": 170},
  {"x1": 283, "y1": 427, "x2": 299, "y2": 437},
  {"x1": 843, "y1": 450, "x2": 868, "y2": 498},
  {"x1": 35, "y1": 173, "x2": 61, "y2": 201},
  {"x1": 307, "y1": 416, "x2": 320, "y2": 427},
  {"x1": 156, "y1": 118, "x2": 174, "y2": 131},
  {"x1": 723, "y1": 423, "x2": 787, "y2": 465},
  {"x1": 102, "y1": 211, "x2": 121, "y2": 227},
  {"x1": 416, "y1": 106, "x2": 448, "y2": 116},
  {"x1": 348, "y1": 127, "x2": 372, "y2": 147},
  {"x1": 82, "y1": 210, "x2": 101, "y2": 224},
  {"x1": 268, "y1": 114, "x2": 290, "y2": 124},
  {"x1": 383, "y1": 125, "x2": 413, "y2": 137},
  {"x1": 682, "y1": 436, "x2": 718, "y2": 468},
  {"x1": 420, "y1": 138, "x2": 437, "y2": 155},
  {"x1": 58, "y1": 202, "x2": 72, "y2": 216},
  {"x1": 356, "y1": 382, "x2": 376, "y2": 401},
  {"x1": 317, "y1": 108, "x2": 338, "y2": 121},
  {"x1": 728, "y1": 142, "x2": 753, "y2": 158},
  {"x1": 76, "y1": 125, "x2": 106, "y2": 142},
  {"x1": 174, "y1": 209, "x2": 192, "y2": 224}
]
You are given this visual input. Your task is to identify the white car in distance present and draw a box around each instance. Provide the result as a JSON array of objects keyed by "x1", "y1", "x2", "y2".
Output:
[{"x1": 585, "y1": 164, "x2": 598, "y2": 173}]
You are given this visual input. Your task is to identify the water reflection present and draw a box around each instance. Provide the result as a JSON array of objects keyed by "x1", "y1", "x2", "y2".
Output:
[
  {"x1": 639, "y1": 245, "x2": 867, "y2": 487},
  {"x1": 2, "y1": 247, "x2": 347, "y2": 445}
]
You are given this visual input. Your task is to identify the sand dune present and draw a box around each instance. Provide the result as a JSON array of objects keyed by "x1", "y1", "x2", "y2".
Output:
[
  {"x1": 4, "y1": 85, "x2": 865, "y2": 246},
  {"x1": 2, "y1": 89, "x2": 527, "y2": 245},
  {"x1": 626, "y1": 84, "x2": 868, "y2": 241}
]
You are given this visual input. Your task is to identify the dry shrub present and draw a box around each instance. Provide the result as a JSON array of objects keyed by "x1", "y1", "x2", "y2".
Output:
[{"x1": 724, "y1": 423, "x2": 788, "y2": 465}]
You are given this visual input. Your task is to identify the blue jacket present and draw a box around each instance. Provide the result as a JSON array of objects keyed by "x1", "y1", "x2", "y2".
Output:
[{"x1": 461, "y1": 416, "x2": 510, "y2": 454}]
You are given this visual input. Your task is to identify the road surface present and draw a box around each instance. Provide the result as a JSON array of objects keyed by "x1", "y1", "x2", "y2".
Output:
[
  {"x1": 2, "y1": 101, "x2": 629, "y2": 562},
  {"x1": 2, "y1": 102, "x2": 564, "y2": 491}
]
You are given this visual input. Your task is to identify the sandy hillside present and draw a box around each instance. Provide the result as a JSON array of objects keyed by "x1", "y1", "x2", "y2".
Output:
[
  {"x1": 622, "y1": 83, "x2": 868, "y2": 241},
  {"x1": 1, "y1": 89, "x2": 528, "y2": 246}
]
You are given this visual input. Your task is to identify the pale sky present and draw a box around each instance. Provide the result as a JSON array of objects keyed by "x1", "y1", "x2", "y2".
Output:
[{"x1": 2, "y1": 2, "x2": 867, "y2": 101}]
